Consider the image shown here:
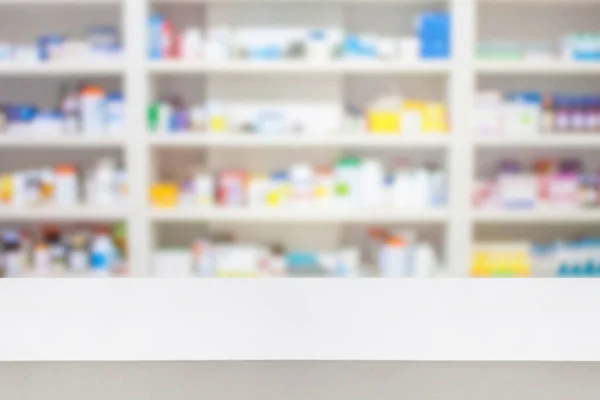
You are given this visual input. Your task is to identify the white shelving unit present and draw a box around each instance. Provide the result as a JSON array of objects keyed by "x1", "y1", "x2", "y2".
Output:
[{"x1": 0, "y1": 0, "x2": 599, "y2": 277}]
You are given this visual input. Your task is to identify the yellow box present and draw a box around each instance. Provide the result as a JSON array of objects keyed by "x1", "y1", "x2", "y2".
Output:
[
  {"x1": 423, "y1": 103, "x2": 448, "y2": 133},
  {"x1": 209, "y1": 115, "x2": 227, "y2": 133},
  {"x1": 150, "y1": 183, "x2": 178, "y2": 208},
  {"x1": 367, "y1": 110, "x2": 401, "y2": 134},
  {"x1": 0, "y1": 174, "x2": 13, "y2": 204}
]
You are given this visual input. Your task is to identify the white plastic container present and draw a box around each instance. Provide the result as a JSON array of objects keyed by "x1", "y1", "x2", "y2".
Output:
[
  {"x1": 91, "y1": 158, "x2": 117, "y2": 205},
  {"x1": 181, "y1": 28, "x2": 203, "y2": 59},
  {"x1": 393, "y1": 163, "x2": 413, "y2": 208},
  {"x1": 105, "y1": 92, "x2": 124, "y2": 134},
  {"x1": 194, "y1": 172, "x2": 214, "y2": 206},
  {"x1": 54, "y1": 164, "x2": 78, "y2": 206},
  {"x1": 290, "y1": 164, "x2": 314, "y2": 206},
  {"x1": 248, "y1": 174, "x2": 268, "y2": 207},
  {"x1": 80, "y1": 86, "x2": 106, "y2": 135},
  {"x1": 359, "y1": 159, "x2": 384, "y2": 207}
]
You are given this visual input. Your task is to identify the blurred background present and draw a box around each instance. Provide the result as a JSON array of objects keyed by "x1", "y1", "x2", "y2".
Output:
[{"x1": 0, "y1": 0, "x2": 599, "y2": 279}]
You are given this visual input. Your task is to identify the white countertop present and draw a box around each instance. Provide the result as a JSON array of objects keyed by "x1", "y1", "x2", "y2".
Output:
[{"x1": 0, "y1": 279, "x2": 596, "y2": 361}]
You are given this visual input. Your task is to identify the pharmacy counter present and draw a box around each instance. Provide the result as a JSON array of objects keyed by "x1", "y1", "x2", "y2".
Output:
[{"x1": 0, "y1": 279, "x2": 597, "y2": 361}]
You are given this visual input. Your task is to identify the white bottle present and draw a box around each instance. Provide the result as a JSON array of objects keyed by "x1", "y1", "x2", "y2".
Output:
[
  {"x1": 54, "y1": 165, "x2": 78, "y2": 206},
  {"x1": 412, "y1": 167, "x2": 430, "y2": 208},
  {"x1": 33, "y1": 244, "x2": 51, "y2": 276},
  {"x1": 80, "y1": 86, "x2": 106, "y2": 135},
  {"x1": 413, "y1": 243, "x2": 438, "y2": 278},
  {"x1": 91, "y1": 158, "x2": 117, "y2": 205},
  {"x1": 181, "y1": 28, "x2": 203, "y2": 59},
  {"x1": 194, "y1": 172, "x2": 214, "y2": 207},
  {"x1": 105, "y1": 92, "x2": 124, "y2": 135},
  {"x1": 290, "y1": 164, "x2": 314, "y2": 206},
  {"x1": 393, "y1": 163, "x2": 412, "y2": 208},
  {"x1": 359, "y1": 159, "x2": 384, "y2": 207}
]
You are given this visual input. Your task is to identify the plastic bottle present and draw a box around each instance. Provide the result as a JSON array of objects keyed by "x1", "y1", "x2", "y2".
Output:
[
  {"x1": 2, "y1": 231, "x2": 21, "y2": 277},
  {"x1": 541, "y1": 95, "x2": 554, "y2": 133},
  {"x1": 572, "y1": 96, "x2": 585, "y2": 131},
  {"x1": 378, "y1": 236, "x2": 407, "y2": 277},
  {"x1": 32, "y1": 243, "x2": 51, "y2": 275},
  {"x1": 194, "y1": 171, "x2": 214, "y2": 206},
  {"x1": 43, "y1": 226, "x2": 65, "y2": 269},
  {"x1": 290, "y1": 164, "x2": 314, "y2": 205},
  {"x1": 358, "y1": 159, "x2": 384, "y2": 207},
  {"x1": 92, "y1": 158, "x2": 117, "y2": 205},
  {"x1": 54, "y1": 164, "x2": 78, "y2": 206},
  {"x1": 393, "y1": 160, "x2": 413, "y2": 208},
  {"x1": 68, "y1": 231, "x2": 89, "y2": 273},
  {"x1": 554, "y1": 96, "x2": 569, "y2": 132},
  {"x1": 90, "y1": 227, "x2": 117, "y2": 276},
  {"x1": 147, "y1": 14, "x2": 164, "y2": 60},
  {"x1": 60, "y1": 84, "x2": 81, "y2": 134},
  {"x1": 80, "y1": 85, "x2": 106, "y2": 135},
  {"x1": 181, "y1": 28, "x2": 203, "y2": 59},
  {"x1": 105, "y1": 92, "x2": 124, "y2": 134},
  {"x1": 593, "y1": 97, "x2": 600, "y2": 132},
  {"x1": 334, "y1": 156, "x2": 361, "y2": 206}
]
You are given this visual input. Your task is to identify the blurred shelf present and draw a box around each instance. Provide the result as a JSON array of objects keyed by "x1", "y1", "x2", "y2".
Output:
[
  {"x1": 475, "y1": 134, "x2": 600, "y2": 148},
  {"x1": 148, "y1": 133, "x2": 450, "y2": 149},
  {"x1": 150, "y1": 207, "x2": 448, "y2": 224},
  {"x1": 0, "y1": 135, "x2": 125, "y2": 149},
  {"x1": 476, "y1": 60, "x2": 600, "y2": 75},
  {"x1": 147, "y1": 60, "x2": 451, "y2": 75},
  {"x1": 0, "y1": 206, "x2": 127, "y2": 222},
  {"x1": 473, "y1": 209, "x2": 600, "y2": 224},
  {"x1": 0, "y1": 61, "x2": 124, "y2": 76}
]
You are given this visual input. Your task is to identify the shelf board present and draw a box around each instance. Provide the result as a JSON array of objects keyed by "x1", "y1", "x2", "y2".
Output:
[
  {"x1": 151, "y1": 207, "x2": 448, "y2": 224},
  {"x1": 476, "y1": 60, "x2": 600, "y2": 75},
  {"x1": 0, "y1": 206, "x2": 127, "y2": 221},
  {"x1": 475, "y1": 134, "x2": 600, "y2": 148},
  {"x1": 147, "y1": 60, "x2": 451, "y2": 75},
  {"x1": 148, "y1": 133, "x2": 450, "y2": 149},
  {"x1": 0, "y1": 61, "x2": 124, "y2": 76},
  {"x1": 0, "y1": 135, "x2": 125, "y2": 149},
  {"x1": 473, "y1": 209, "x2": 600, "y2": 224}
]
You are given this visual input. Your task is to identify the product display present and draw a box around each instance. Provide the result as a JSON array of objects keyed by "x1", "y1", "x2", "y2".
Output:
[
  {"x1": 0, "y1": 223, "x2": 127, "y2": 278},
  {"x1": 0, "y1": 25, "x2": 122, "y2": 63},
  {"x1": 148, "y1": 94, "x2": 449, "y2": 136},
  {"x1": 472, "y1": 238, "x2": 600, "y2": 278},
  {"x1": 147, "y1": 11, "x2": 451, "y2": 61},
  {"x1": 475, "y1": 91, "x2": 600, "y2": 136},
  {"x1": 0, "y1": 83, "x2": 125, "y2": 136},
  {"x1": 473, "y1": 158, "x2": 600, "y2": 210},
  {"x1": 478, "y1": 32, "x2": 600, "y2": 62},
  {"x1": 0, "y1": 158, "x2": 127, "y2": 207},
  {"x1": 154, "y1": 227, "x2": 438, "y2": 278},
  {"x1": 150, "y1": 157, "x2": 446, "y2": 209}
]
